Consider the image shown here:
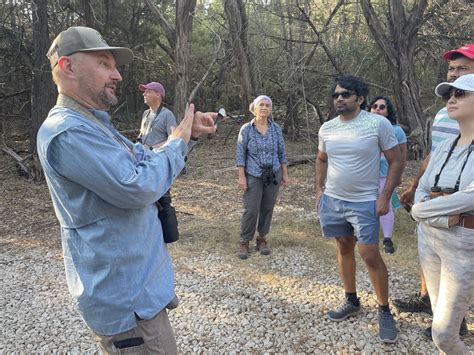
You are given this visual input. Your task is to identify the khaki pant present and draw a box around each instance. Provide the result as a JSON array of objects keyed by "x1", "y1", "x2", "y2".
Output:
[{"x1": 93, "y1": 309, "x2": 177, "y2": 354}]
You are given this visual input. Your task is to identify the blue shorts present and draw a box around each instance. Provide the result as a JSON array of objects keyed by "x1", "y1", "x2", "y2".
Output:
[{"x1": 319, "y1": 194, "x2": 379, "y2": 245}]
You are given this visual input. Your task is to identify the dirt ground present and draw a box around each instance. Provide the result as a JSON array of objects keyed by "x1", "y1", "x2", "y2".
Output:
[{"x1": 0, "y1": 120, "x2": 431, "y2": 278}]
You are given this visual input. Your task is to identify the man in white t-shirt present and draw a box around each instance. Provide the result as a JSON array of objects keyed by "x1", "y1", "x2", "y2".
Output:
[{"x1": 315, "y1": 75, "x2": 402, "y2": 343}]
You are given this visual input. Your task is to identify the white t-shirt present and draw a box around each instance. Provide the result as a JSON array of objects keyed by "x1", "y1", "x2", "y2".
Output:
[{"x1": 318, "y1": 110, "x2": 398, "y2": 202}]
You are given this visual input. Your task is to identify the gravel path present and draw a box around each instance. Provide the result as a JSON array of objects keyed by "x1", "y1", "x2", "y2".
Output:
[
  {"x1": 1, "y1": 153, "x2": 472, "y2": 353},
  {"x1": 2, "y1": 233, "x2": 472, "y2": 353}
]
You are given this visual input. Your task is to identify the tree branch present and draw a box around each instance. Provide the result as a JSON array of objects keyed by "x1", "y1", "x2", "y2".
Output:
[
  {"x1": 143, "y1": 0, "x2": 176, "y2": 49},
  {"x1": 187, "y1": 17, "x2": 222, "y2": 103},
  {"x1": 360, "y1": 0, "x2": 397, "y2": 68},
  {"x1": 297, "y1": 5, "x2": 344, "y2": 75}
]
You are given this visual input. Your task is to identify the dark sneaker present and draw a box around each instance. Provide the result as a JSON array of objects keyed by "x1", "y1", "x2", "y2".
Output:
[
  {"x1": 392, "y1": 292, "x2": 432, "y2": 314},
  {"x1": 383, "y1": 238, "x2": 395, "y2": 254},
  {"x1": 327, "y1": 300, "x2": 361, "y2": 321},
  {"x1": 423, "y1": 317, "x2": 468, "y2": 340},
  {"x1": 379, "y1": 311, "x2": 398, "y2": 343}
]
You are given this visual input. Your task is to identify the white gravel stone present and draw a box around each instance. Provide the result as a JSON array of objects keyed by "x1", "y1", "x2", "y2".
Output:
[{"x1": 1, "y1": 238, "x2": 472, "y2": 353}]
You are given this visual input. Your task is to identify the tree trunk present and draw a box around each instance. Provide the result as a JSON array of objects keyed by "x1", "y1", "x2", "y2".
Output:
[
  {"x1": 360, "y1": 0, "x2": 448, "y2": 154},
  {"x1": 174, "y1": 0, "x2": 196, "y2": 121},
  {"x1": 223, "y1": 0, "x2": 254, "y2": 120},
  {"x1": 30, "y1": 0, "x2": 54, "y2": 153},
  {"x1": 82, "y1": 0, "x2": 95, "y2": 27}
]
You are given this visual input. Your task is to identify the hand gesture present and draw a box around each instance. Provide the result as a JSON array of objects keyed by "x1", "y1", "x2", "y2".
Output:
[
  {"x1": 191, "y1": 111, "x2": 218, "y2": 138},
  {"x1": 169, "y1": 104, "x2": 195, "y2": 143}
]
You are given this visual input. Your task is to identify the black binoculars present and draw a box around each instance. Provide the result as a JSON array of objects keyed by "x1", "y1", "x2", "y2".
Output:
[
  {"x1": 261, "y1": 165, "x2": 278, "y2": 186},
  {"x1": 429, "y1": 186, "x2": 454, "y2": 198}
]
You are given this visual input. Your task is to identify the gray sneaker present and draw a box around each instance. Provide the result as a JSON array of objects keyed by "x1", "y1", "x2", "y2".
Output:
[
  {"x1": 327, "y1": 300, "x2": 361, "y2": 321},
  {"x1": 379, "y1": 311, "x2": 398, "y2": 343}
]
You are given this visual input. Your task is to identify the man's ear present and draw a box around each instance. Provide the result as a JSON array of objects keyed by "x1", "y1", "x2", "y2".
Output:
[
  {"x1": 57, "y1": 56, "x2": 74, "y2": 77},
  {"x1": 356, "y1": 95, "x2": 366, "y2": 105}
]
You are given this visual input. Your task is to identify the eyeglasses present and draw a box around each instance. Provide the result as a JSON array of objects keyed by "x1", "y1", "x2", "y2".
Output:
[
  {"x1": 442, "y1": 88, "x2": 473, "y2": 102},
  {"x1": 371, "y1": 103, "x2": 386, "y2": 110},
  {"x1": 331, "y1": 91, "x2": 354, "y2": 99}
]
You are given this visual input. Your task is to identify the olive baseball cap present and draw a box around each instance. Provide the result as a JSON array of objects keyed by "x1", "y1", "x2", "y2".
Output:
[{"x1": 47, "y1": 26, "x2": 133, "y2": 68}]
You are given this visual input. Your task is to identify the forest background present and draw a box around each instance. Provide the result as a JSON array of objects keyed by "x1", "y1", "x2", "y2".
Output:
[
  {"x1": 0, "y1": 2, "x2": 473, "y2": 351},
  {"x1": 0, "y1": 0, "x2": 472, "y2": 178}
]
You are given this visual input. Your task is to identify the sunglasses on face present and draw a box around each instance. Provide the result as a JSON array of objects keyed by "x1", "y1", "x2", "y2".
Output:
[
  {"x1": 442, "y1": 88, "x2": 472, "y2": 102},
  {"x1": 371, "y1": 103, "x2": 386, "y2": 110},
  {"x1": 331, "y1": 91, "x2": 355, "y2": 99}
]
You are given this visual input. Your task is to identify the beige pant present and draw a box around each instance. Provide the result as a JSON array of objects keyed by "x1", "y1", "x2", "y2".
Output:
[{"x1": 93, "y1": 309, "x2": 177, "y2": 354}]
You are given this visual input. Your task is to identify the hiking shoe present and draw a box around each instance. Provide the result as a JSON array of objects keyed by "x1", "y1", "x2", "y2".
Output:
[
  {"x1": 392, "y1": 292, "x2": 432, "y2": 314},
  {"x1": 327, "y1": 300, "x2": 361, "y2": 321},
  {"x1": 238, "y1": 240, "x2": 249, "y2": 260},
  {"x1": 383, "y1": 239, "x2": 395, "y2": 254},
  {"x1": 423, "y1": 317, "x2": 468, "y2": 340},
  {"x1": 379, "y1": 311, "x2": 398, "y2": 343},
  {"x1": 256, "y1": 236, "x2": 271, "y2": 255}
]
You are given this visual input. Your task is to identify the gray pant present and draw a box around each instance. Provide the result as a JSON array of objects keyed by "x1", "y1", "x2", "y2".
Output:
[
  {"x1": 418, "y1": 224, "x2": 474, "y2": 355},
  {"x1": 240, "y1": 169, "x2": 281, "y2": 241}
]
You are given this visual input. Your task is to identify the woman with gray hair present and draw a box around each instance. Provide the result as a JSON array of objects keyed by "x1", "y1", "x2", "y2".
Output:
[
  {"x1": 235, "y1": 95, "x2": 289, "y2": 259},
  {"x1": 411, "y1": 74, "x2": 474, "y2": 354}
]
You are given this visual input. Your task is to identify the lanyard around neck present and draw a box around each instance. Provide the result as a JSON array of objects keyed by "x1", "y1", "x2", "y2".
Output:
[
  {"x1": 434, "y1": 134, "x2": 474, "y2": 192},
  {"x1": 141, "y1": 105, "x2": 163, "y2": 146}
]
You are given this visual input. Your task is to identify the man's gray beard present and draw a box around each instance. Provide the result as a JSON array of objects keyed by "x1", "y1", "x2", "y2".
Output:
[{"x1": 98, "y1": 90, "x2": 118, "y2": 110}]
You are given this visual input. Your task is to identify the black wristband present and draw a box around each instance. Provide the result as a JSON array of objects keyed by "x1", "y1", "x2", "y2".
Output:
[{"x1": 190, "y1": 136, "x2": 199, "y2": 141}]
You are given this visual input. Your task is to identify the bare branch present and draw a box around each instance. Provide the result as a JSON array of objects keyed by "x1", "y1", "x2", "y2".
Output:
[
  {"x1": 360, "y1": 0, "x2": 397, "y2": 67},
  {"x1": 143, "y1": 0, "x2": 176, "y2": 49},
  {"x1": 187, "y1": 16, "x2": 222, "y2": 103},
  {"x1": 297, "y1": 5, "x2": 344, "y2": 74}
]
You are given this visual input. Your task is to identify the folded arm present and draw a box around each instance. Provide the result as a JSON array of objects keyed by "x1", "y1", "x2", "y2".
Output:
[{"x1": 411, "y1": 182, "x2": 474, "y2": 228}]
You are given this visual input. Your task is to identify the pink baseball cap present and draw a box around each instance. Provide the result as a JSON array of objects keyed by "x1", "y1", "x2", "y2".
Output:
[
  {"x1": 443, "y1": 44, "x2": 474, "y2": 60},
  {"x1": 138, "y1": 82, "x2": 165, "y2": 98}
]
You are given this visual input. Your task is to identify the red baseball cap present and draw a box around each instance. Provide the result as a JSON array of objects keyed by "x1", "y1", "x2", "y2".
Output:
[
  {"x1": 443, "y1": 44, "x2": 474, "y2": 60},
  {"x1": 138, "y1": 82, "x2": 165, "y2": 98}
]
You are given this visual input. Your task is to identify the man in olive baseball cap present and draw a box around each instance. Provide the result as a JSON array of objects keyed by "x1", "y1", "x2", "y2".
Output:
[
  {"x1": 38, "y1": 25, "x2": 218, "y2": 354},
  {"x1": 47, "y1": 26, "x2": 133, "y2": 68}
]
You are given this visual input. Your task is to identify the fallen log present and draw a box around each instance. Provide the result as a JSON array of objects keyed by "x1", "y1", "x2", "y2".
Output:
[{"x1": 288, "y1": 154, "x2": 315, "y2": 166}]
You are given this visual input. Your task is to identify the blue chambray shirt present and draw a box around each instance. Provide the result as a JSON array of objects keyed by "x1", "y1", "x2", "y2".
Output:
[
  {"x1": 236, "y1": 118, "x2": 288, "y2": 177},
  {"x1": 37, "y1": 95, "x2": 186, "y2": 336}
]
